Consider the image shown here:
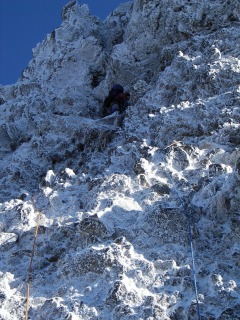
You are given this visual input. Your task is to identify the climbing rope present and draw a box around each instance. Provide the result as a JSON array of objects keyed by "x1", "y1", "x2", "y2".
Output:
[
  {"x1": 166, "y1": 170, "x2": 201, "y2": 320},
  {"x1": 25, "y1": 197, "x2": 41, "y2": 320}
]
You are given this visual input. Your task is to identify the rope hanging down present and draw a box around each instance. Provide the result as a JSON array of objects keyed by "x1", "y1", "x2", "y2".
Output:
[
  {"x1": 166, "y1": 170, "x2": 201, "y2": 320},
  {"x1": 25, "y1": 198, "x2": 41, "y2": 320}
]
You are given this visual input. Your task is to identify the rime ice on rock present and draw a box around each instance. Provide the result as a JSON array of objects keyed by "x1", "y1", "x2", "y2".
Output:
[{"x1": 0, "y1": 0, "x2": 240, "y2": 319}]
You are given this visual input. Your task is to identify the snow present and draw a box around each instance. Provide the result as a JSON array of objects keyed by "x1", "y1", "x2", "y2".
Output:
[{"x1": 0, "y1": 0, "x2": 240, "y2": 319}]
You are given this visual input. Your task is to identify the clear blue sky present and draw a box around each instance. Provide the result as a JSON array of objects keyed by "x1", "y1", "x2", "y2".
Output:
[{"x1": 0, "y1": 0, "x2": 130, "y2": 85}]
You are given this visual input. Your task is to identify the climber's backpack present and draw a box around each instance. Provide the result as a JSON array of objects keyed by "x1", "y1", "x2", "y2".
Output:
[{"x1": 109, "y1": 84, "x2": 124, "y2": 97}]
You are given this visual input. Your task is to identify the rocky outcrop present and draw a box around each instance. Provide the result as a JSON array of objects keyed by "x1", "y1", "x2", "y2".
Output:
[{"x1": 0, "y1": 0, "x2": 240, "y2": 319}]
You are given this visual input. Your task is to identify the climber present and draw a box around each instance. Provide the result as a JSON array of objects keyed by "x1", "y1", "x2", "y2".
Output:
[
  {"x1": 110, "y1": 91, "x2": 131, "y2": 114},
  {"x1": 102, "y1": 84, "x2": 130, "y2": 117},
  {"x1": 116, "y1": 91, "x2": 131, "y2": 128}
]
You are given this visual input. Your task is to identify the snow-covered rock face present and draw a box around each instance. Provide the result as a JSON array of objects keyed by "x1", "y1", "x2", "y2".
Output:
[{"x1": 0, "y1": 0, "x2": 240, "y2": 319}]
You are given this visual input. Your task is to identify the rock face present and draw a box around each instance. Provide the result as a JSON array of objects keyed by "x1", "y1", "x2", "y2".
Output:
[{"x1": 0, "y1": 0, "x2": 240, "y2": 319}]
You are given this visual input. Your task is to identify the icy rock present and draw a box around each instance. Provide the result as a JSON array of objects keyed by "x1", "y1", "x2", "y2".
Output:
[
  {"x1": 154, "y1": 259, "x2": 177, "y2": 271},
  {"x1": 44, "y1": 169, "x2": 56, "y2": 187},
  {"x1": 78, "y1": 215, "x2": 112, "y2": 238},
  {"x1": 0, "y1": 233, "x2": 18, "y2": 251},
  {"x1": 106, "y1": 280, "x2": 128, "y2": 305},
  {"x1": 145, "y1": 207, "x2": 189, "y2": 245},
  {"x1": 133, "y1": 161, "x2": 145, "y2": 175},
  {"x1": 235, "y1": 157, "x2": 240, "y2": 178},
  {"x1": 61, "y1": 0, "x2": 77, "y2": 20},
  {"x1": 0, "y1": 0, "x2": 240, "y2": 318},
  {"x1": 219, "y1": 305, "x2": 240, "y2": 320},
  {"x1": 62, "y1": 246, "x2": 116, "y2": 276},
  {"x1": 33, "y1": 297, "x2": 70, "y2": 320},
  {"x1": 151, "y1": 183, "x2": 171, "y2": 195}
]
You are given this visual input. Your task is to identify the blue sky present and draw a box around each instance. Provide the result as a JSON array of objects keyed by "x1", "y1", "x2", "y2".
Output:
[{"x1": 0, "y1": 0, "x2": 130, "y2": 85}]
